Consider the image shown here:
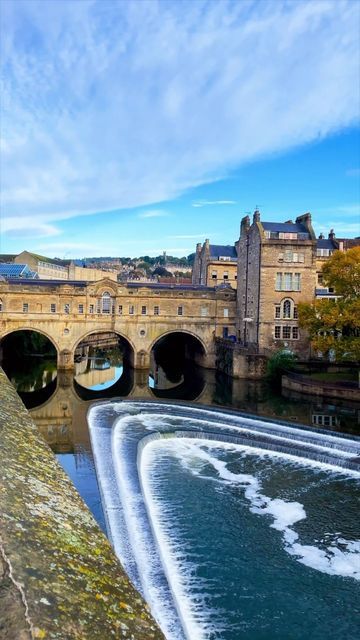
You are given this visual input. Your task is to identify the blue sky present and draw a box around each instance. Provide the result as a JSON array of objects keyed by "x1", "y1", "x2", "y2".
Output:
[{"x1": 1, "y1": 0, "x2": 359, "y2": 258}]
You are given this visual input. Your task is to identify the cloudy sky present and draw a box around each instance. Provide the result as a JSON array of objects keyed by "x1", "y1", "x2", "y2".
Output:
[{"x1": 1, "y1": 0, "x2": 359, "y2": 258}]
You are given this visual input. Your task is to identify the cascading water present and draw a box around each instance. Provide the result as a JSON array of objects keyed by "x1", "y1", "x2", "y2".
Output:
[{"x1": 89, "y1": 401, "x2": 360, "y2": 640}]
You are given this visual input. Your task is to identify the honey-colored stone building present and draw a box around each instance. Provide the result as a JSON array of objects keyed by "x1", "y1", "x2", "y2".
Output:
[
  {"x1": 236, "y1": 210, "x2": 317, "y2": 357},
  {"x1": 192, "y1": 240, "x2": 238, "y2": 288}
]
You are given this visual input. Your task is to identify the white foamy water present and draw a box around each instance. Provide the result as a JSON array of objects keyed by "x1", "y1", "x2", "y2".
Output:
[
  {"x1": 88, "y1": 401, "x2": 360, "y2": 639},
  {"x1": 149, "y1": 438, "x2": 360, "y2": 581}
]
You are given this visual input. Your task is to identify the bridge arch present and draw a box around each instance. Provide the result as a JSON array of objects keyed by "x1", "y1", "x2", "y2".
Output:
[
  {"x1": 0, "y1": 326, "x2": 60, "y2": 358},
  {"x1": 149, "y1": 329, "x2": 208, "y2": 356},
  {"x1": 74, "y1": 328, "x2": 136, "y2": 362}
]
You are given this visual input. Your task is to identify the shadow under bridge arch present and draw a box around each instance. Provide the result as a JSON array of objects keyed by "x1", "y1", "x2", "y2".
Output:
[{"x1": 149, "y1": 331, "x2": 207, "y2": 400}]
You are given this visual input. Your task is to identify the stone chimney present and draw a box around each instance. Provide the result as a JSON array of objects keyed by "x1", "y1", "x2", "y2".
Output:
[
  {"x1": 318, "y1": 233, "x2": 324, "y2": 239},
  {"x1": 253, "y1": 209, "x2": 260, "y2": 223},
  {"x1": 240, "y1": 215, "x2": 250, "y2": 238},
  {"x1": 328, "y1": 229, "x2": 335, "y2": 240},
  {"x1": 295, "y1": 212, "x2": 316, "y2": 240}
]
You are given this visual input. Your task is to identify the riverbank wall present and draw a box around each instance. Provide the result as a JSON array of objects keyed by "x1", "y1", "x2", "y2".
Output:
[
  {"x1": 0, "y1": 368, "x2": 164, "y2": 640},
  {"x1": 282, "y1": 371, "x2": 360, "y2": 401},
  {"x1": 215, "y1": 338, "x2": 267, "y2": 379}
]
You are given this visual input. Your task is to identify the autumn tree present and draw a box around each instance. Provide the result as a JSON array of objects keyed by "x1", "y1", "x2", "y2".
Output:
[{"x1": 298, "y1": 247, "x2": 360, "y2": 361}]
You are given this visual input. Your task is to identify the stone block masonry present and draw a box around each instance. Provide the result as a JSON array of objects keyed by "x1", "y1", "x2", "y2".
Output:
[{"x1": 0, "y1": 369, "x2": 164, "y2": 640}]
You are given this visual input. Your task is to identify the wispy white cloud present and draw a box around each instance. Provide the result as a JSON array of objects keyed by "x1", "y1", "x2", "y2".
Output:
[
  {"x1": 192, "y1": 200, "x2": 237, "y2": 208},
  {"x1": 315, "y1": 222, "x2": 360, "y2": 236},
  {"x1": 138, "y1": 210, "x2": 170, "y2": 219},
  {"x1": 1, "y1": 0, "x2": 359, "y2": 231},
  {"x1": 1, "y1": 216, "x2": 61, "y2": 238}
]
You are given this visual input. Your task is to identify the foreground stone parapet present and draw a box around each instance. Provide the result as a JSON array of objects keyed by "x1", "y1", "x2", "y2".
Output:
[{"x1": 0, "y1": 369, "x2": 164, "y2": 639}]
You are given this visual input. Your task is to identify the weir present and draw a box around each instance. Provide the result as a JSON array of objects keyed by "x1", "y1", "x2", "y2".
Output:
[{"x1": 88, "y1": 400, "x2": 360, "y2": 639}]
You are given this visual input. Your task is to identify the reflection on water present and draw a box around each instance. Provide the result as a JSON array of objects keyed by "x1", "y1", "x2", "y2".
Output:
[{"x1": 3, "y1": 355, "x2": 57, "y2": 393}]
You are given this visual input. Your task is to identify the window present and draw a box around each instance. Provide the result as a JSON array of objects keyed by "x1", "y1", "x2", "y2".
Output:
[
  {"x1": 78, "y1": 304, "x2": 84, "y2": 314},
  {"x1": 118, "y1": 305, "x2": 123, "y2": 315},
  {"x1": 223, "y1": 271, "x2": 229, "y2": 280},
  {"x1": 276, "y1": 272, "x2": 301, "y2": 291},
  {"x1": 282, "y1": 326, "x2": 291, "y2": 339},
  {"x1": 223, "y1": 327, "x2": 229, "y2": 338},
  {"x1": 101, "y1": 291, "x2": 111, "y2": 314},
  {"x1": 274, "y1": 325, "x2": 299, "y2": 340},
  {"x1": 317, "y1": 248, "x2": 331, "y2": 257},
  {"x1": 0, "y1": 299, "x2": 2, "y2": 312},
  {"x1": 282, "y1": 251, "x2": 305, "y2": 263},
  {"x1": 211, "y1": 271, "x2": 217, "y2": 280},
  {"x1": 318, "y1": 273, "x2": 323, "y2": 285},
  {"x1": 275, "y1": 305, "x2": 281, "y2": 319},
  {"x1": 293, "y1": 306, "x2": 298, "y2": 319},
  {"x1": 223, "y1": 308, "x2": 229, "y2": 318},
  {"x1": 50, "y1": 303, "x2": 56, "y2": 313},
  {"x1": 64, "y1": 303, "x2": 70, "y2": 314},
  {"x1": 201, "y1": 306, "x2": 208, "y2": 317},
  {"x1": 23, "y1": 303, "x2": 29, "y2": 313},
  {"x1": 177, "y1": 306, "x2": 183, "y2": 316},
  {"x1": 283, "y1": 300, "x2": 291, "y2": 318},
  {"x1": 154, "y1": 306, "x2": 160, "y2": 315},
  {"x1": 129, "y1": 305, "x2": 135, "y2": 315},
  {"x1": 89, "y1": 304, "x2": 94, "y2": 314},
  {"x1": 141, "y1": 306, "x2": 147, "y2": 315},
  {"x1": 284, "y1": 272, "x2": 292, "y2": 291}
]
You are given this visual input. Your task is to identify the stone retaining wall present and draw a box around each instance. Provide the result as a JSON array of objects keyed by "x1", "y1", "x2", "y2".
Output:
[
  {"x1": 282, "y1": 372, "x2": 360, "y2": 401},
  {"x1": 0, "y1": 369, "x2": 164, "y2": 639}
]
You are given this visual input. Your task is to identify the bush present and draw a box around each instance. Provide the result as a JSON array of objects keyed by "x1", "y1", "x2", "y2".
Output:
[{"x1": 266, "y1": 350, "x2": 297, "y2": 387}]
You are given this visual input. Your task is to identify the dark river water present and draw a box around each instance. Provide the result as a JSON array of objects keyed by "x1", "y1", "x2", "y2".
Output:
[{"x1": 4, "y1": 353, "x2": 360, "y2": 640}]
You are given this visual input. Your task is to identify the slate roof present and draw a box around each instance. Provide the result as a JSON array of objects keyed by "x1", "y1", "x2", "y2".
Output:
[
  {"x1": 262, "y1": 222, "x2": 309, "y2": 235},
  {"x1": 209, "y1": 244, "x2": 237, "y2": 259},
  {"x1": 317, "y1": 239, "x2": 336, "y2": 249},
  {"x1": 0, "y1": 263, "x2": 37, "y2": 278}
]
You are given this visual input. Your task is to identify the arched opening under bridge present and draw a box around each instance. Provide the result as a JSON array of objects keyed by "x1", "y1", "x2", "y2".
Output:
[
  {"x1": 149, "y1": 331, "x2": 206, "y2": 400},
  {"x1": 0, "y1": 329, "x2": 58, "y2": 408},
  {"x1": 73, "y1": 330, "x2": 135, "y2": 399}
]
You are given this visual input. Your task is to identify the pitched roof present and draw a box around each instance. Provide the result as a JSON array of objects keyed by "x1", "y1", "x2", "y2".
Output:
[
  {"x1": 317, "y1": 239, "x2": 336, "y2": 249},
  {"x1": 0, "y1": 254, "x2": 16, "y2": 263},
  {"x1": 262, "y1": 221, "x2": 309, "y2": 235},
  {"x1": 209, "y1": 244, "x2": 237, "y2": 259}
]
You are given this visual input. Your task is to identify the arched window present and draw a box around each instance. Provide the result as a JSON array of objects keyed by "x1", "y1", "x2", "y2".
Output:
[
  {"x1": 101, "y1": 291, "x2": 111, "y2": 314},
  {"x1": 283, "y1": 299, "x2": 291, "y2": 318}
]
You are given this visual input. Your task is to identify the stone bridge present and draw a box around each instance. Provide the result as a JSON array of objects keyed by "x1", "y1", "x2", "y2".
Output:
[{"x1": 0, "y1": 278, "x2": 236, "y2": 370}]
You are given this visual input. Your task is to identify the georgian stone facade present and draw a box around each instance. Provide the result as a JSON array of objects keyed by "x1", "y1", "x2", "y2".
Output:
[
  {"x1": 192, "y1": 239, "x2": 238, "y2": 287},
  {"x1": 236, "y1": 210, "x2": 317, "y2": 357},
  {"x1": 0, "y1": 279, "x2": 236, "y2": 370}
]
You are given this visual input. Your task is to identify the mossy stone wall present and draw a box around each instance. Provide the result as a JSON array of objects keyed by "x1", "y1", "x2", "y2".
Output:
[{"x1": 0, "y1": 369, "x2": 164, "y2": 639}]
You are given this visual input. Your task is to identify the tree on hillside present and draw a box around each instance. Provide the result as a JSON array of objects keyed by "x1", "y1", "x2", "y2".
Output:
[
  {"x1": 298, "y1": 247, "x2": 360, "y2": 361},
  {"x1": 152, "y1": 266, "x2": 173, "y2": 277}
]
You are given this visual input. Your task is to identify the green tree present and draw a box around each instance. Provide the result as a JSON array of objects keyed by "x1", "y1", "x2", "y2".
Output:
[
  {"x1": 321, "y1": 246, "x2": 360, "y2": 299},
  {"x1": 299, "y1": 247, "x2": 360, "y2": 361}
]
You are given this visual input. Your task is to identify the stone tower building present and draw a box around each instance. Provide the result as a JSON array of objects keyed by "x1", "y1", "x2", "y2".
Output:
[
  {"x1": 236, "y1": 210, "x2": 317, "y2": 357},
  {"x1": 192, "y1": 239, "x2": 238, "y2": 287}
]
